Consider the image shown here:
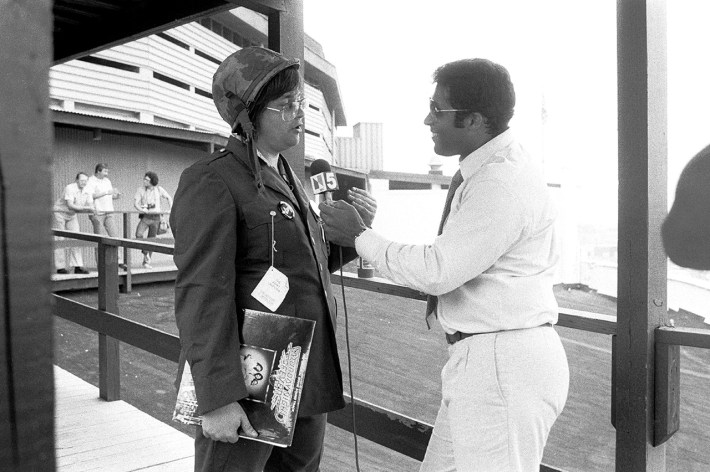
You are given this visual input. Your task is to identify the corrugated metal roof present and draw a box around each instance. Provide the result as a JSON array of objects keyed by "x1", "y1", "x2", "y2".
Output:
[{"x1": 52, "y1": 108, "x2": 228, "y2": 146}]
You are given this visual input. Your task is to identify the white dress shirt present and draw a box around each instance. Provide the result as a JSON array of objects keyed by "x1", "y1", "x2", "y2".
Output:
[
  {"x1": 84, "y1": 175, "x2": 114, "y2": 213},
  {"x1": 53, "y1": 182, "x2": 90, "y2": 217},
  {"x1": 356, "y1": 129, "x2": 559, "y2": 334}
]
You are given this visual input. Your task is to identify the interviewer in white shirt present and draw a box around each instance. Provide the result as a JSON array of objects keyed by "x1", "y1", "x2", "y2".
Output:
[{"x1": 319, "y1": 58, "x2": 569, "y2": 472}]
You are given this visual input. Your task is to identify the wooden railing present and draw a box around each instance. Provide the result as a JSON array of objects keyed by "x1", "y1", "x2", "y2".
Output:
[{"x1": 51, "y1": 230, "x2": 710, "y2": 471}]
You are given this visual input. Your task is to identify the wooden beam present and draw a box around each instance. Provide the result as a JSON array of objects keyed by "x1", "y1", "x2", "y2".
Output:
[
  {"x1": 656, "y1": 326, "x2": 710, "y2": 349},
  {"x1": 369, "y1": 169, "x2": 453, "y2": 186},
  {"x1": 615, "y1": 0, "x2": 669, "y2": 470},
  {"x1": 0, "y1": 1, "x2": 55, "y2": 469},
  {"x1": 327, "y1": 394, "x2": 432, "y2": 461},
  {"x1": 230, "y1": 0, "x2": 286, "y2": 15},
  {"x1": 653, "y1": 342, "x2": 680, "y2": 446},
  {"x1": 53, "y1": 295, "x2": 181, "y2": 362},
  {"x1": 267, "y1": 0, "x2": 306, "y2": 180},
  {"x1": 54, "y1": 0, "x2": 233, "y2": 64}
]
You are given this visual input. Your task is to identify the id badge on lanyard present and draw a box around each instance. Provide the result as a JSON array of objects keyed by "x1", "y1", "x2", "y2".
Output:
[{"x1": 251, "y1": 210, "x2": 289, "y2": 311}]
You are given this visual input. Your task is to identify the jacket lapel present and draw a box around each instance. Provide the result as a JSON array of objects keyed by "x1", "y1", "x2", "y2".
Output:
[
  {"x1": 260, "y1": 165, "x2": 301, "y2": 211},
  {"x1": 280, "y1": 158, "x2": 311, "y2": 223},
  {"x1": 228, "y1": 137, "x2": 300, "y2": 209}
]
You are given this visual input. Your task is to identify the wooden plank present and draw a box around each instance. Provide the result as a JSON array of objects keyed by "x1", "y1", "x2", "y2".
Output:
[
  {"x1": 615, "y1": 1, "x2": 669, "y2": 470},
  {"x1": 654, "y1": 342, "x2": 680, "y2": 446},
  {"x1": 53, "y1": 295, "x2": 181, "y2": 362},
  {"x1": 138, "y1": 457, "x2": 195, "y2": 471},
  {"x1": 332, "y1": 272, "x2": 427, "y2": 300},
  {"x1": 53, "y1": 229, "x2": 174, "y2": 254},
  {"x1": 327, "y1": 394, "x2": 433, "y2": 462},
  {"x1": 557, "y1": 309, "x2": 616, "y2": 335},
  {"x1": 54, "y1": 367, "x2": 193, "y2": 472},
  {"x1": 335, "y1": 272, "x2": 617, "y2": 333},
  {"x1": 369, "y1": 169, "x2": 452, "y2": 186},
  {"x1": 656, "y1": 326, "x2": 710, "y2": 349}
]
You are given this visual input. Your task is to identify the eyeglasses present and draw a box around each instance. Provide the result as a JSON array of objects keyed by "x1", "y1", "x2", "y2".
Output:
[
  {"x1": 266, "y1": 98, "x2": 308, "y2": 121},
  {"x1": 429, "y1": 99, "x2": 471, "y2": 118}
]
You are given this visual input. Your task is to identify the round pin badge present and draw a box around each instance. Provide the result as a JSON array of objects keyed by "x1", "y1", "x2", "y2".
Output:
[{"x1": 279, "y1": 201, "x2": 295, "y2": 220}]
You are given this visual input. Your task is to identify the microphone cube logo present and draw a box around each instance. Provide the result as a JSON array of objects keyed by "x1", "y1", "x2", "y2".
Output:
[{"x1": 310, "y1": 172, "x2": 338, "y2": 194}]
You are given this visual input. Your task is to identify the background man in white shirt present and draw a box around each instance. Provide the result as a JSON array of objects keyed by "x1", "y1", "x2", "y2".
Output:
[
  {"x1": 53, "y1": 172, "x2": 93, "y2": 274},
  {"x1": 320, "y1": 58, "x2": 569, "y2": 472},
  {"x1": 84, "y1": 163, "x2": 124, "y2": 267}
]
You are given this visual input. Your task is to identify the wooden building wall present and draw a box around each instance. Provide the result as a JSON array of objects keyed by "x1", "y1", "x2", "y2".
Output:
[{"x1": 52, "y1": 124, "x2": 210, "y2": 267}]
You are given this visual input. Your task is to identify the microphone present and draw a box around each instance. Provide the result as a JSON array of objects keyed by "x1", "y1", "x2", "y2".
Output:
[{"x1": 309, "y1": 159, "x2": 339, "y2": 202}]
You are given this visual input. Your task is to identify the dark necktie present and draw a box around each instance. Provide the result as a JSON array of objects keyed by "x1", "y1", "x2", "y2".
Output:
[{"x1": 425, "y1": 169, "x2": 464, "y2": 326}]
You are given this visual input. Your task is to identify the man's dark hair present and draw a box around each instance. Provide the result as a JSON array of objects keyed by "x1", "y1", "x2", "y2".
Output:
[
  {"x1": 433, "y1": 58, "x2": 515, "y2": 136},
  {"x1": 145, "y1": 171, "x2": 159, "y2": 187},
  {"x1": 75, "y1": 172, "x2": 88, "y2": 180},
  {"x1": 236, "y1": 65, "x2": 301, "y2": 139},
  {"x1": 95, "y1": 163, "x2": 108, "y2": 174}
]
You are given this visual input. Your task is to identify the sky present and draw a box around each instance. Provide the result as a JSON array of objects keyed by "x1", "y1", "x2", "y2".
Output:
[{"x1": 303, "y1": 0, "x2": 710, "y2": 223}]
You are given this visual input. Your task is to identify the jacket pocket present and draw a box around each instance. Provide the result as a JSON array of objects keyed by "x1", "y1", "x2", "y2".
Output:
[{"x1": 241, "y1": 205, "x2": 282, "y2": 266}]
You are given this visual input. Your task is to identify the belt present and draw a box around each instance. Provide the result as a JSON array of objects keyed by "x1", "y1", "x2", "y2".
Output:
[{"x1": 445, "y1": 323, "x2": 553, "y2": 345}]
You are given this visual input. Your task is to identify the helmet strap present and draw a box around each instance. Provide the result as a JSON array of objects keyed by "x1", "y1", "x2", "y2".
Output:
[{"x1": 233, "y1": 104, "x2": 264, "y2": 193}]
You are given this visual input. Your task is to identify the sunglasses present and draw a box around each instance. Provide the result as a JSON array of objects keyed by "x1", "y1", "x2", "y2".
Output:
[{"x1": 429, "y1": 98, "x2": 472, "y2": 117}]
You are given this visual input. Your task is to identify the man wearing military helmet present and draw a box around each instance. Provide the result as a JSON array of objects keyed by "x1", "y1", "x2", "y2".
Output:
[{"x1": 170, "y1": 46, "x2": 376, "y2": 471}]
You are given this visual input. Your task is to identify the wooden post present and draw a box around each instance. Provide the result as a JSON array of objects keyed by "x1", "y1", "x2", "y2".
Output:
[
  {"x1": 267, "y1": 0, "x2": 305, "y2": 181},
  {"x1": 98, "y1": 241, "x2": 121, "y2": 401},
  {"x1": 122, "y1": 212, "x2": 132, "y2": 293},
  {"x1": 615, "y1": 1, "x2": 668, "y2": 470},
  {"x1": 654, "y1": 340, "x2": 680, "y2": 446},
  {"x1": 0, "y1": 1, "x2": 55, "y2": 469}
]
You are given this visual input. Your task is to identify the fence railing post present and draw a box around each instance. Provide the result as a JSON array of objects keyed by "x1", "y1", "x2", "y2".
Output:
[
  {"x1": 97, "y1": 240, "x2": 120, "y2": 401},
  {"x1": 121, "y1": 212, "x2": 132, "y2": 293}
]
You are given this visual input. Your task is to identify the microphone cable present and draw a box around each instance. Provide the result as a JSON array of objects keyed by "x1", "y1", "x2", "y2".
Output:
[{"x1": 338, "y1": 246, "x2": 361, "y2": 472}]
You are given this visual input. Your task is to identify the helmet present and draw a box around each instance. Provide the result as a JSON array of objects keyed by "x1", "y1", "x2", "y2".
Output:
[{"x1": 212, "y1": 46, "x2": 300, "y2": 133}]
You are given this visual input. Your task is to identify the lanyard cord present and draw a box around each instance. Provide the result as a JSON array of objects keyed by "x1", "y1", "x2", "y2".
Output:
[
  {"x1": 270, "y1": 211, "x2": 276, "y2": 266},
  {"x1": 339, "y1": 246, "x2": 361, "y2": 472}
]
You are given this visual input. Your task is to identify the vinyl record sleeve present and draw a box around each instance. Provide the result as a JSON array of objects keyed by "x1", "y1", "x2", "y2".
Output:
[{"x1": 173, "y1": 309, "x2": 316, "y2": 447}]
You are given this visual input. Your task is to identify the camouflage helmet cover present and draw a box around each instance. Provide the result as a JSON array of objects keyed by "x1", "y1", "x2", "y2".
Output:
[{"x1": 212, "y1": 46, "x2": 300, "y2": 133}]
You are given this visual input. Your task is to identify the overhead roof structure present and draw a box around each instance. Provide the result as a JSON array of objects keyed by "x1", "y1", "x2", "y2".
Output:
[
  {"x1": 53, "y1": 0, "x2": 285, "y2": 64},
  {"x1": 52, "y1": 0, "x2": 346, "y2": 127}
]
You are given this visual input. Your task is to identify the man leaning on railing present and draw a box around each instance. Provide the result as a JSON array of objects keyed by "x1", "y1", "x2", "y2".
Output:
[{"x1": 53, "y1": 171, "x2": 94, "y2": 274}]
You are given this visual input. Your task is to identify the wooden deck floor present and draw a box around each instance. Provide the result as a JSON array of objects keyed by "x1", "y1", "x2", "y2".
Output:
[
  {"x1": 54, "y1": 366, "x2": 194, "y2": 471},
  {"x1": 54, "y1": 366, "x2": 420, "y2": 472}
]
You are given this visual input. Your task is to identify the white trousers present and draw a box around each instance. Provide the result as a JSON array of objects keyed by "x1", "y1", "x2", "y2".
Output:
[
  {"x1": 53, "y1": 212, "x2": 83, "y2": 270},
  {"x1": 420, "y1": 325, "x2": 569, "y2": 472}
]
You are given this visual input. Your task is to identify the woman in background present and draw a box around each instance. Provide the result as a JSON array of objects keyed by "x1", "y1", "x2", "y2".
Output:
[{"x1": 134, "y1": 171, "x2": 172, "y2": 268}]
